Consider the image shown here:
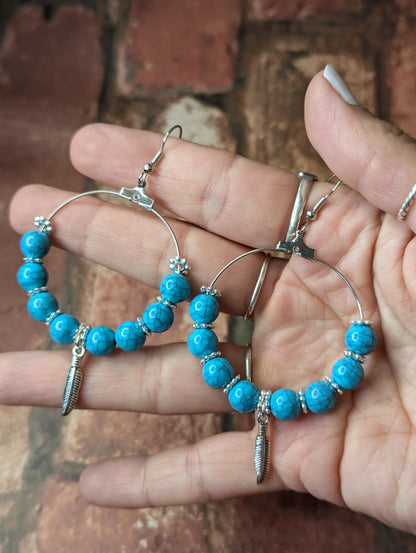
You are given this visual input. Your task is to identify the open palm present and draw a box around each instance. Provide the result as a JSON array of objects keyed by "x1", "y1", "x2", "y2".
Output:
[{"x1": 3, "y1": 71, "x2": 416, "y2": 533}]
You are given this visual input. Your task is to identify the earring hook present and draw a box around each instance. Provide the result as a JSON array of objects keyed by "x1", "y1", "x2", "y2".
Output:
[{"x1": 138, "y1": 125, "x2": 183, "y2": 185}]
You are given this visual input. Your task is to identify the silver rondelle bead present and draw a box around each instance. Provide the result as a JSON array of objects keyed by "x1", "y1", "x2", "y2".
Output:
[
  {"x1": 157, "y1": 296, "x2": 177, "y2": 309},
  {"x1": 344, "y1": 350, "x2": 365, "y2": 363},
  {"x1": 137, "y1": 317, "x2": 152, "y2": 336},
  {"x1": 298, "y1": 387, "x2": 308, "y2": 414},
  {"x1": 201, "y1": 351, "x2": 221, "y2": 364},
  {"x1": 223, "y1": 375, "x2": 241, "y2": 394},
  {"x1": 325, "y1": 376, "x2": 343, "y2": 395},
  {"x1": 45, "y1": 309, "x2": 62, "y2": 326},
  {"x1": 200, "y1": 286, "x2": 221, "y2": 297}
]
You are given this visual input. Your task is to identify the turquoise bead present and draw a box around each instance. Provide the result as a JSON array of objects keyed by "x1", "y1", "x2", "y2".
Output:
[
  {"x1": 115, "y1": 321, "x2": 146, "y2": 351},
  {"x1": 305, "y1": 381, "x2": 337, "y2": 414},
  {"x1": 142, "y1": 302, "x2": 174, "y2": 333},
  {"x1": 187, "y1": 328, "x2": 218, "y2": 358},
  {"x1": 332, "y1": 357, "x2": 364, "y2": 390},
  {"x1": 228, "y1": 380, "x2": 260, "y2": 413},
  {"x1": 345, "y1": 323, "x2": 377, "y2": 355},
  {"x1": 271, "y1": 388, "x2": 301, "y2": 420},
  {"x1": 20, "y1": 230, "x2": 50, "y2": 258},
  {"x1": 202, "y1": 357, "x2": 234, "y2": 389},
  {"x1": 160, "y1": 273, "x2": 190, "y2": 303},
  {"x1": 50, "y1": 314, "x2": 80, "y2": 344},
  {"x1": 189, "y1": 294, "x2": 220, "y2": 324},
  {"x1": 17, "y1": 262, "x2": 48, "y2": 291},
  {"x1": 27, "y1": 292, "x2": 58, "y2": 321},
  {"x1": 85, "y1": 326, "x2": 115, "y2": 356}
]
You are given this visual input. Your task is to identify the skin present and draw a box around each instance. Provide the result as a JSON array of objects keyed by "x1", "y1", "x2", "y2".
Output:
[{"x1": 4, "y1": 70, "x2": 416, "y2": 532}]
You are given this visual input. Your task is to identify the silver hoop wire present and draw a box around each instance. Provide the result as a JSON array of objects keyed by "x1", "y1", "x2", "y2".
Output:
[
  {"x1": 39, "y1": 125, "x2": 184, "y2": 259},
  {"x1": 208, "y1": 245, "x2": 365, "y2": 321}
]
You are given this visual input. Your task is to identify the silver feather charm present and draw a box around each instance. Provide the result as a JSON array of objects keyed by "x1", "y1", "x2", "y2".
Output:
[
  {"x1": 61, "y1": 360, "x2": 83, "y2": 416},
  {"x1": 254, "y1": 418, "x2": 270, "y2": 484},
  {"x1": 254, "y1": 390, "x2": 272, "y2": 484},
  {"x1": 61, "y1": 324, "x2": 90, "y2": 416}
]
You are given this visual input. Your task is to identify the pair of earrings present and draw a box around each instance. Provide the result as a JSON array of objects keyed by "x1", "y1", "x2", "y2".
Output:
[{"x1": 17, "y1": 127, "x2": 377, "y2": 484}]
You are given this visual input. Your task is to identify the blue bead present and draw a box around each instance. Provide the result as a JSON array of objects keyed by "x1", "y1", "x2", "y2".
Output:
[
  {"x1": 202, "y1": 357, "x2": 234, "y2": 389},
  {"x1": 142, "y1": 302, "x2": 174, "y2": 333},
  {"x1": 270, "y1": 388, "x2": 301, "y2": 420},
  {"x1": 17, "y1": 262, "x2": 48, "y2": 291},
  {"x1": 345, "y1": 323, "x2": 377, "y2": 355},
  {"x1": 332, "y1": 357, "x2": 364, "y2": 390},
  {"x1": 49, "y1": 314, "x2": 79, "y2": 344},
  {"x1": 187, "y1": 328, "x2": 218, "y2": 358},
  {"x1": 305, "y1": 381, "x2": 337, "y2": 414},
  {"x1": 189, "y1": 294, "x2": 220, "y2": 324},
  {"x1": 27, "y1": 292, "x2": 58, "y2": 321},
  {"x1": 85, "y1": 326, "x2": 115, "y2": 356},
  {"x1": 228, "y1": 380, "x2": 260, "y2": 413},
  {"x1": 20, "y1": 231, "x2": 50, "y2": 258},
  {"x1": 115, "y1": 321, "x2": 146, "y2": 351},
  {"x1": 160, "y1": 273, "x2": 190, "y2": 304}
]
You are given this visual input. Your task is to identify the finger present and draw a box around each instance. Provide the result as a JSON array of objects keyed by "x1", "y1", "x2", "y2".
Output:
[
  {"x1": 10, "y1": 184, "x2": 281, "y2": 314},
  {"x1": 69, "y1": 123, "x2": 299, "y2": 247},
  {"x1": 79, "y1": 431, "x2": 285, "y2": 507},
  {"x1": 305, "y1": 69, "x2": 416, "y2": 229},
  {"x1": 0, "y1": 343, "x2": 243, "y2": 413}
]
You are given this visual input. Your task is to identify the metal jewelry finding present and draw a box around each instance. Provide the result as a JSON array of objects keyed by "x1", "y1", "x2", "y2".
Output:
[{"x1": 397, "y1": 183, "x2": 416, "y2": 221}]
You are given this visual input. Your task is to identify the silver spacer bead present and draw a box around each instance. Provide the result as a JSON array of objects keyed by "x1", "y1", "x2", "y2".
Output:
[
  {"x1": 23, "y1": 257, "x2": 45, "y2": 264},
  {"x1": 200, "y1": 286, "x2": 221, "y2": 297},
  {"x1": 72, "y1": 323, "x2": 91, "y2": 356},
  {"x1": 34, "y1": 216, "x2": 53, "y2": 234},
  {"x1": 45, "y1": 309, "x2": 62, "y2": 326},
  {"x1": 325, "y1": 376, "x2": 343, "y2": 395},
  {"x1": 350, "y1": 320, "x2": 373, "y2": 327},
  {"x1": 169, "y1": 256, "x2": 190, "y2": 275},
  {"x1": 157, "y1": 296, "x2": 177, "y2": 309},
  {"x1": 27, "y1": 286, "x2": 48, "y2": 296},
  {"x1": 344, "y1": 350, "x2": 365, "y2": 364},
  {"x1": 200, "y1": 351, "x2": 221, "y2": 364},
  {"x1": 193, "y1": 322, "x2": 214, "y2": 330},
  {"x1": 137, "y1": 317, "x2": 152, "y2": 336},
  {"x1": 298, "y1": 387, "x2": 308, "y2": 414},
  {"x1": 256, "y1": 390, "x2": 271, "y2": 416},
  {"x1": 223, "y1": 374, "x2": 241, "y2": 394}
]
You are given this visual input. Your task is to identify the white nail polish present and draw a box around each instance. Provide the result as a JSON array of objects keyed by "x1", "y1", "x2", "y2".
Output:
[{"x1": 323, "y1": 64, "x2": 359, "y2": 106}]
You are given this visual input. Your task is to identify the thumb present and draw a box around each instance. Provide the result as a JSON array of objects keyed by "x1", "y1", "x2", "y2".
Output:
[{"x1": 305, "y1": 65, "x2": 416, "y2": 228}]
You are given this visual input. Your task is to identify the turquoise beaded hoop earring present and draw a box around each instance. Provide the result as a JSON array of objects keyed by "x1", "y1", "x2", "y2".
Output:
[
  {"x1": 18, "y1": 126, "x2": 191, "y2": 416},
  {"x1": 187, "y1": 178, "x2": 377, "y2": 484}
]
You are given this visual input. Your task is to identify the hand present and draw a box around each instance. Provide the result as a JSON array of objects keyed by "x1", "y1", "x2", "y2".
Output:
[{"x1": 4, "y1": 69, "x2": 416, "y2": 533}]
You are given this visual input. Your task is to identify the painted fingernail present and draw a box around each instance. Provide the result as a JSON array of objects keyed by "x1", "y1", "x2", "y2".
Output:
[{"x1": 323, "y1": 64, "x2": 359, "y2": 106}]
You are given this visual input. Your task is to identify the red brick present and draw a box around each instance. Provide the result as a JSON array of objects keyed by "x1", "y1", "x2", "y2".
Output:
[
  {"x1": 0, "y1": 406, "x2": 30, "y2": 494},
  {"x1": 119, "y1": 0, "x2": 241, "y2": 95},
  {"x1": 240, "y1": 35, "x2": 376, "y2": 173},
  {"x1": 247, "y1": 0, "x2": 366, "y2": 20},
  {"x1": 383, "y1": 0, "x2": 416, "y2": 135}
]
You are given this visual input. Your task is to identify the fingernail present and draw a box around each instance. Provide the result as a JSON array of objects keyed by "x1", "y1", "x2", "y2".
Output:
[{"x1": 323, "y1": 64, "x2": 359, "y2": 106}]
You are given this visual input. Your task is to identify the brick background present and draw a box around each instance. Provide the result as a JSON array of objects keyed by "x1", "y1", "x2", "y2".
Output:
[{"x1": 1, "y1": 1, "x2": 416, "y2": 551}]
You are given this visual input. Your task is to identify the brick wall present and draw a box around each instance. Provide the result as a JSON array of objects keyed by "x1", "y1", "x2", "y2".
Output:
[{"x1": 1, "y1": 1, "x2": 415, "y2": 551}]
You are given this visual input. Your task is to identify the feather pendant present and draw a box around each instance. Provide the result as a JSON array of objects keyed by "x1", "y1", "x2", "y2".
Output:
[
  {"x1": 254, "y1": 420, "x2": 270, "y2": 484},
  {"x1": 61, "y1": 362, "x2": 82, "y2": 416}
]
